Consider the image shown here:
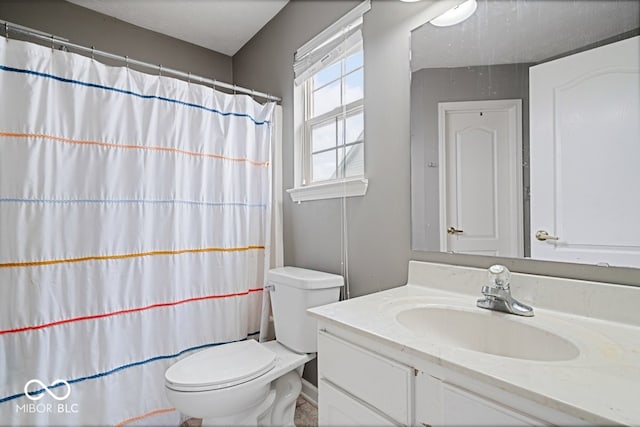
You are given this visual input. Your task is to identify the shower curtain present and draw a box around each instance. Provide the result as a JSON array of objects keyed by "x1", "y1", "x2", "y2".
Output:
[{"x1": 0, "y1": 37, "x2": 275, "y2": 426}]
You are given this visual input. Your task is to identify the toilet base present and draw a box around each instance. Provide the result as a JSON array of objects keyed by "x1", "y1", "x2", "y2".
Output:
[
  {"x1": 200, "y1": 389, "x2": 275, "y2": 427},
  {"x1": 200, "y1": 370, "x2": 302, "y2": 426}
]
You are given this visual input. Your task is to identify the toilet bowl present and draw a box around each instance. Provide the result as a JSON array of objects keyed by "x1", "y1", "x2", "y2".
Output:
[
  {"x1": 165, "y1": 340, "x2": 312, "y2": 425},
  {"x1": 164, "y1": 267, "x2": 343, "y2": 426}
]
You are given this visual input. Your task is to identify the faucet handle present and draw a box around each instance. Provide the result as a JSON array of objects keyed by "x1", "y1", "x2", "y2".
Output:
[
  {"x1": 481, "y1": 285, "x2": 510, "y2": 299},
  {"x1": 488, "y1": 264, "x2": 511, "y2": 289}
]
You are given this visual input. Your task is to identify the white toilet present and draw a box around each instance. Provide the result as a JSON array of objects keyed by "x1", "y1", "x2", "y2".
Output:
[{"x1": 164, "y1": 267, "x2": 343, "y2": 426}]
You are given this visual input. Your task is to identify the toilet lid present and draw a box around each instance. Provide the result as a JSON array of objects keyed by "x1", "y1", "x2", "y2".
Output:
[{"x1": 165, "y1": 340, "x2": 276, "y2": 391}]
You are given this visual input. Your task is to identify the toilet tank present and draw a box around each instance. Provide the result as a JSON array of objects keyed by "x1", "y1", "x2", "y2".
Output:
[{"x1": 267, "y1": 267, "x2": 343, "y2": 353}]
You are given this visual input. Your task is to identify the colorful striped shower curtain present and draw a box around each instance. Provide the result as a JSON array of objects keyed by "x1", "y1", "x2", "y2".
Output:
[{"x1": 0, "y1": 37, "x2": 275, "y2": 426}]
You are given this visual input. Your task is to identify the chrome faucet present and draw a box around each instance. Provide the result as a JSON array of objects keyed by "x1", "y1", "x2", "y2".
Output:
[{"x1": 477, "y1": 265, "x2": 534, "y2": 317}]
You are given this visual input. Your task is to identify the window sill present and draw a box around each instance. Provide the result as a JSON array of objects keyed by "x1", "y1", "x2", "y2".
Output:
[{"x1": 287, "y1": 178, "x2": 368, "y2": 203}]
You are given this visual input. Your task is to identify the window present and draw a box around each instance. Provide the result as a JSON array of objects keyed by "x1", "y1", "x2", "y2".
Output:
[
  {"x1": 306, "y1": 48, "x2": 364, "y2": 183},
  {"x1": 289, "y1": 1, "x2": 370, "y2": 202}
]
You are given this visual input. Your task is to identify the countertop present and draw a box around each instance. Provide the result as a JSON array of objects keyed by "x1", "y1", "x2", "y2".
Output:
[{"x1": 308, "y1": 262, "x2": 640, "y2": 426}]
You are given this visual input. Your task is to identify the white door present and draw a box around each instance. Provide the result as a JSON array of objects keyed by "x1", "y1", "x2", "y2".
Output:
[
  {"x1": 439, "y1": 100, "x2": 523, "y2": 257},
  {"x1": 530, "y1": 36, "x2": 640, "y2": 267}
]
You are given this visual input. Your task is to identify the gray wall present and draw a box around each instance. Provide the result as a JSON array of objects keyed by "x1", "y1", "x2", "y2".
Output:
[
  {"x1": 234, "y1": 0, "x2": 360, "y2": 282},
  {"x1": 234, "y1": 0, "x2": 450, "y2": 295},
  {"x1": 411, "y1": 64, "x2": 532, "y2": 256},
  {"x1": 0, "y1": 0, "x2": 232, "y2": 82},
  {"x1": 233, "y1": 0, "x2": 446, "y2": 385},
  {"x1": 233, "y1": 1, "x2": 639, "y2": 313}
]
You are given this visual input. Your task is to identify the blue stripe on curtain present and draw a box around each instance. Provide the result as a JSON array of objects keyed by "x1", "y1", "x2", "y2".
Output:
[
  {"x1": 0, "y1": 198, "x2": 267, "y2": 209},
  {"x1": 0, "y1": 64, "x2": 271, "y2": 125}
]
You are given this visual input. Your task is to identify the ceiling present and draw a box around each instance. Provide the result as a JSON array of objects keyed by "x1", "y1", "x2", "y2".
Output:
[
  {"x1": 411, "y1": 0, "x2": 640, "y2": 71},
  {"x1": 66, "y1": 0, "x2": 289, "y2": 56}
]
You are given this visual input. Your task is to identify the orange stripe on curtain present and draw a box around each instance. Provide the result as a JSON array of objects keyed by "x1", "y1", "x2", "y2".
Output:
[
  {"x1": 0, "y1": 131, "x2": 270, "y2": 166},
  {"x1": 115, "y1": 407, "x2": 176, "y2": 426},
  {"x1": 0, "y1": 245, "x2": 265, "y2": 268}
]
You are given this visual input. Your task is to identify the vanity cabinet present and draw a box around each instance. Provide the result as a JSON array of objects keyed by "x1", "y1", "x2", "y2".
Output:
[{"x1": 317, "y1": 324, "x2": 581, "y2": 426}]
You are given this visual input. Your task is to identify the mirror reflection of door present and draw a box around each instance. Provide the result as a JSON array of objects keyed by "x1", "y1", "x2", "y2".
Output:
[
  {"x1": 530, "y1": 36, "x2": 640, "y2": 266},
  {"x1": 410, "y1": 0, "x2": 640, "y2": 268},
  {"x1": 439, "y1": 100, "x2": 523, "y2": 257}
]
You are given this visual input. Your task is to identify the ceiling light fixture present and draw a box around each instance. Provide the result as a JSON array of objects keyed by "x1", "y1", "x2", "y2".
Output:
[{"x1": 430, "y1": 0, "x2": 477, "y2": 27}]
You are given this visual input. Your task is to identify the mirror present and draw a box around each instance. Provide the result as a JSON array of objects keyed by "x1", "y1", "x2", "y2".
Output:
[{"x1": 410, "y1": 0, "x2": 639, "y2": 268}]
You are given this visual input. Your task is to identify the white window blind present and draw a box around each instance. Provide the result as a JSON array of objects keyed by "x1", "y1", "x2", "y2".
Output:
[{"x1": 293, "y1": 0, "x2": 371, "y2": 86}]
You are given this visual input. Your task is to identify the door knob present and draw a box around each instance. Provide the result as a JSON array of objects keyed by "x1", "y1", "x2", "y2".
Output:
[
  {"x1": 535, "y1": 230, "x2": 559, "y2": 241},
  {"x1": 447, "y1": 226, "x2": 464, "y2": 234}
]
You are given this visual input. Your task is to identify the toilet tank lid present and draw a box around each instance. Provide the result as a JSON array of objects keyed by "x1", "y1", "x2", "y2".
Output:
[{"x1": 267, "y1": 267, "x2": 344, "y2": 290}]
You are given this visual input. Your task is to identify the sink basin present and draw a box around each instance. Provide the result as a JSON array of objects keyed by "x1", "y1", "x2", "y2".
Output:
[{"x1": 396, "y1": 306, "x2": 579, "y2": 361}]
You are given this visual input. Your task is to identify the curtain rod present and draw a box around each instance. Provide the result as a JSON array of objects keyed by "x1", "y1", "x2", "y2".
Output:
[{"x1": 1, "y1": 20, "x2": 281, "y2": 103}]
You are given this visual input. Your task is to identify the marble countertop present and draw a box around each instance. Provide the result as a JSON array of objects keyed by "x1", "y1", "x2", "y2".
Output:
[{"x1": 308, "y1": 264, "x2": 640, "y2": 425}]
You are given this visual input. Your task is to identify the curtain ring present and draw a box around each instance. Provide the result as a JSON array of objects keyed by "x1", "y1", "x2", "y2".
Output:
[
  {"x1": 187, "y1": 72, "x2": 191, "y2": 84},
  {"x1": 91, "y1": 46, "x2": 95, "y2": 60},
  {"x1": 212, "y1": 79, "x2": 217, "y2": 93},
  {"x1": 50, "y1": 35, "x2": 55, "y2": 50},
  {"x1": 125, "y1": 55, "x2": 129, "y2": 68},
  {"x1": 158, "y1": 64, "x2": 162, "y2": 76},
  {"x1": 5, "y1": 22, "x2": 8, "y2": 40}
]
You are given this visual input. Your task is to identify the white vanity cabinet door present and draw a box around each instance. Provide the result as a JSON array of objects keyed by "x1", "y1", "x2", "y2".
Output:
[
  {"x1": 319, "y1": 379, "x2": 399, "y2": 426},
  {"x1": 415, "y1": 371, "x2": 547, "y2": 426},
  {"x1": 318, "y1": 330, "x2": 413, "y2": 425},
  {"x1": 414, "y1": 371, "x2": 442, "y2": 426},
  {"x1": 441, "y1": 383, "x2": 547, "y2": 426}
]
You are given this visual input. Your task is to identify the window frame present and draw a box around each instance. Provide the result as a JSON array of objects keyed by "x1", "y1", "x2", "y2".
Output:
[{"x1": 288, "y1": 43, "x2": 368, "y2": 203}]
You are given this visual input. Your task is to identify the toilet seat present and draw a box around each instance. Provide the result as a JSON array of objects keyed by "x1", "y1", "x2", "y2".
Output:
[{"x1": 165, "y1": 340, "x2": 276, "y2": 392}]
